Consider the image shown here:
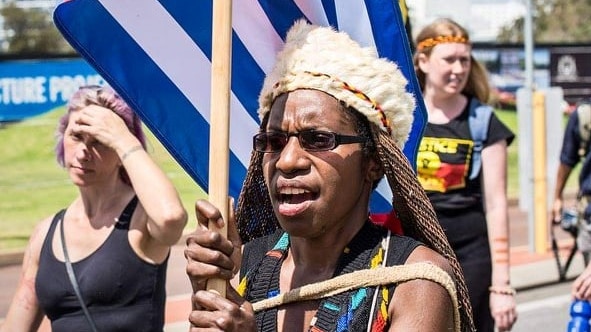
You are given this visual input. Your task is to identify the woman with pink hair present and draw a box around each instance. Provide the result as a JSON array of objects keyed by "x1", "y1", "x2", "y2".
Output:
[{"x1": 2, "y1": 85, "x2": 187, "y2": 332}]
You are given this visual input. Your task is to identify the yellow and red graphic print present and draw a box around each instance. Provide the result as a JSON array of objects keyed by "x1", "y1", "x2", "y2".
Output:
[{"x1": 417, "y1": 137, "x2": 474, "y2": 192}]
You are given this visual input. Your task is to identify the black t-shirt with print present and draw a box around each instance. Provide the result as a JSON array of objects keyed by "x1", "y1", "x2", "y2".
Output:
[{"x1": 417, "y1": 98, "x2": 515, "y2": 211}]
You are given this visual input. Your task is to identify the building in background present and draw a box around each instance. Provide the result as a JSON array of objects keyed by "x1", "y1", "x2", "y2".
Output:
[
  {"x1": 550, "y1": 46, "x2": 591, "y2": 105},
  {"x1": 407, "y1": 0, "x2": 526, "y2": 42}
]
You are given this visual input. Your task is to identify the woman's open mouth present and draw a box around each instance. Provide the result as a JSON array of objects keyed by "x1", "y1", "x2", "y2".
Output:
[{"x1": 276, "y1": 187, "x2": 317, "y2": 216}]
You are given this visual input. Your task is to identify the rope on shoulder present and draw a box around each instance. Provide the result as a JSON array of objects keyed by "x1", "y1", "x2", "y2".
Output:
[{"x1": 252, "y1": 262, "x2": 460, "y2": 332}]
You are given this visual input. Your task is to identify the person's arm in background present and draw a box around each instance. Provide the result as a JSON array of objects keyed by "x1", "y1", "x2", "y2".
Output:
[
  {"x1": 552, "y1": 163, "x2": 575, "y2": 223},
  {"x1": 75, "y1": 105, "x2": 188, "y2": 246},
  {"x1": 115, "y1": 129, "x2": 188, "y2": 245},
  {"x1": 0, "y1": 217, "x2": 52, "y2": 332},
  {"x1": 551, "y1": 110, "x2": 581, "y2": 224},
  {"x1": 573, "y1": 263, "x2": 591, "y2": 300},
  {"x1": 482, "y1": 139, "x2": 517, "y2": 331},
  {"x1": 558, "y1": 109, "x2": 591, "y2": 299}
]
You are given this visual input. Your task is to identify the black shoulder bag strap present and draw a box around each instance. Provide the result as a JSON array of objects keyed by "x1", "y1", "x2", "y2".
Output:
[{"x1": 59, "y1": 214, "x2": 99, "y2": 332}]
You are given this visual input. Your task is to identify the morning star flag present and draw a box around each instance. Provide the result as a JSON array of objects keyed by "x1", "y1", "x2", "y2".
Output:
[{"x1": 53, "y1": 0, "x2": 426, "y2": 214}]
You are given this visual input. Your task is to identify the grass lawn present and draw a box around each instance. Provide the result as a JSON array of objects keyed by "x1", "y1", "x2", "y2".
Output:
[
  {"x1": 0, "y1": 107, "x2": 577, "y2": 252},
  {"x1": 494, "y1": 109, "x2": 520, "y2": 198}
]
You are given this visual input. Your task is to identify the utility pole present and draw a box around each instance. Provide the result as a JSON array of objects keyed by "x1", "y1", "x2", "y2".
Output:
[
  {"x1": 517, "y1": 0, "x2": 538, "y2": 252},
  {"x1": 524, "y1": 0, "x2": 534, "y2": 93}
]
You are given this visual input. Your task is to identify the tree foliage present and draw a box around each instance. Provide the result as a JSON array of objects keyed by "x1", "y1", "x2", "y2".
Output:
[
  {"x1": 498, "y1": 0, "x2": 591, "y2": 43},
  {"x1": 1, "y1": 2, "x2": 73, "y2": 55}
]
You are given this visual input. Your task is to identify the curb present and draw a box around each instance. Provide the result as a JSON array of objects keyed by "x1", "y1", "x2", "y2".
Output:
[
  {"x1": 510, "y1": 238, "x2": 585, "y2": 291},
  {"x1": 0, "y1": 250, "x2": 23, "y2": 267}
]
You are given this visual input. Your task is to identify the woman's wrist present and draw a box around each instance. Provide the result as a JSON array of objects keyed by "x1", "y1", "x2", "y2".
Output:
[
  {"x1": 489, "y1": 285, "x2": 516, "y2": 296},
  {"x1": 120, "y1": 145, "x2": 144, "y2": 161}
]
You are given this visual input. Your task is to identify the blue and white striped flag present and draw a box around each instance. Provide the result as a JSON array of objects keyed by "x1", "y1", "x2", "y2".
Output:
[{"x1": 53, "y1": 0, "x2": 426, "y2": 214}]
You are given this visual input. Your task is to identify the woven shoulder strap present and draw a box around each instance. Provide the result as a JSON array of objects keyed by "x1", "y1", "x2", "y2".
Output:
[{"x1": 252, "y1": 262, "x2": 460, "y2": 332}]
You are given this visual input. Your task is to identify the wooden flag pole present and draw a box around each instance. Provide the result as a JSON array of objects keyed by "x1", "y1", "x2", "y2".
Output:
[{"x1": 207, "y1": 0, "x2": 232, "y2": 297}]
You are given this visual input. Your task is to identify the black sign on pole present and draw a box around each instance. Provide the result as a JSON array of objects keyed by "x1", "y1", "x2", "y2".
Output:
[{"x1": 550, "y1": 46, "x2": 591, "y2": 104}]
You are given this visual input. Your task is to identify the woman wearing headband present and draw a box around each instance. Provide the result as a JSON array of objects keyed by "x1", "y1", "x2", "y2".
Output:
[{"x1": 414, "y1": 18, "x2": 517, "y2": 331}]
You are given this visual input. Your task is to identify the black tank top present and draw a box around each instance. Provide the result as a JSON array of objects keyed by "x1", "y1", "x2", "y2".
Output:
[{"x1": 35, "y1": 197, "x2": 169, "y2": 332}]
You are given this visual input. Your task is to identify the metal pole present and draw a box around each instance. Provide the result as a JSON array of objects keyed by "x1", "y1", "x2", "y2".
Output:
[
  {"x1": 524, "y1": 0, "x2": 534, "y2": 92},
  {"x1": 523, "y1": 0, "x2": 537, "y2": 252}
]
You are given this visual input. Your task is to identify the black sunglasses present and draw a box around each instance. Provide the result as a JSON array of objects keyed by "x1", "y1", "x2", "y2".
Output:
[{"x1": 253, "y1": 129, "x2": 367, "y2": 153}]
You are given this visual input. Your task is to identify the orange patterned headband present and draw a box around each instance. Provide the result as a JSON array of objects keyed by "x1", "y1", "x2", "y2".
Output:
[{"x1": 416, "y1": 36, "x2": 469, "y2": 51}]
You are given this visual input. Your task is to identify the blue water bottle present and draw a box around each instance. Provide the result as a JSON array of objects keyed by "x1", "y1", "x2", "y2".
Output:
[{"x1": 568, "y1": 300, "x2": 591, "y2": 332}]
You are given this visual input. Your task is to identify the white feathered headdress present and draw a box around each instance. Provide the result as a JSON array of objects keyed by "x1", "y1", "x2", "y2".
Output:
[{"x1": 257, "y1": 20, "x2": 415, "y2": 148}]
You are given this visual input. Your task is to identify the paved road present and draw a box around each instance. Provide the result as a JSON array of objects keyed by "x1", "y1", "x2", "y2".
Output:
[{"x1": 514, "y1": 280, "x2": 574, "y2": 332}]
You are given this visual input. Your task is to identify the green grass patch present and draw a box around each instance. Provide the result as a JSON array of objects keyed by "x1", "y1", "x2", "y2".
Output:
[
  {"x1": 495, "y1": 109, "x2": 520, "y2": 198},
  {"x1": 0, "y1": 108, "x2": 204, "y2": 252}
]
